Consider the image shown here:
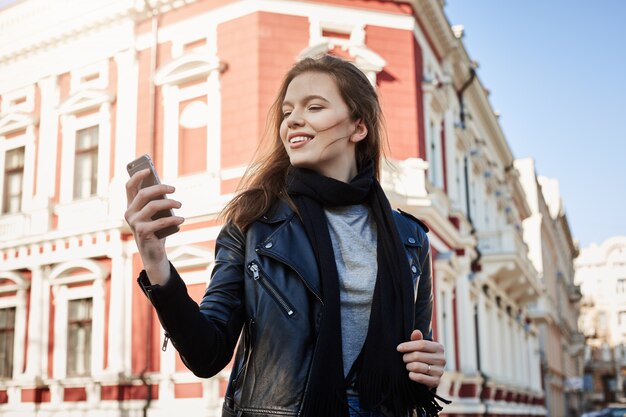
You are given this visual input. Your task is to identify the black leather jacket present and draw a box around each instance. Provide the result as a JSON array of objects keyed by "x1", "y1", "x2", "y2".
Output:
[{"x1": 138, "y1": 201, "x2": 433, "y2": 417}]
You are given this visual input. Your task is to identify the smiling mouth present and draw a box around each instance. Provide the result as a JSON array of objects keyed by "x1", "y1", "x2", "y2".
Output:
[{"x1": 289, "y1": 135, "x2": 314, "y2": 144}]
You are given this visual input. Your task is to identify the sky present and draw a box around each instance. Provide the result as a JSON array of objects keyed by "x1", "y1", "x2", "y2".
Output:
[{"x1": 444, "y1": 0, "x2": 626, "y2": 248}]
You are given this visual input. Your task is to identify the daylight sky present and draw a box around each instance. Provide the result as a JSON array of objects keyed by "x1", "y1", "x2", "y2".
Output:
[{"x1": 445, "y1": 0, "x2": 626, "y2": 248}]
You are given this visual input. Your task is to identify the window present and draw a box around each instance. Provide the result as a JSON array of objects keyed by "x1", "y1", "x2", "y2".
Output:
[
  {"x1": 67, "y1": 298, "x2": 92, "y2": 376},
  {"x1": 2, "y1": 147, "x2": 25, "y2": 214},
  {"x1": 617, "y1": 278, "x2": 626, "y2": 294},
  {"x1": 0, "y1": 307, "x2": 15, "y2": 378},
  {"x1": 73, "y1": 126, "x2": 99, "y2": 199}
]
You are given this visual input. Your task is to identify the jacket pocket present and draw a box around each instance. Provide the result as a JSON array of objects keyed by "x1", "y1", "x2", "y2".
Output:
[{"x1": 247, "y1": 261, "x2": 297, "y2": 318}]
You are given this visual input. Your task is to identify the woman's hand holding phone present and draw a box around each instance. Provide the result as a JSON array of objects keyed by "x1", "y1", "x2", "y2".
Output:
[{"x1": 125, "y1": 166, "x2": 185, "y2": 286}]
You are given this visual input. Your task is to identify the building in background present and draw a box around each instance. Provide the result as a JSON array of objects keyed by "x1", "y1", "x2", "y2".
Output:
[
  {"x1": 516, "y1": 158, "x2": 585, "y2": 417},
  {"x1": 0, "y1": 0, "x2": 582, "y2": 415},
  {"x1": 576, "y1": 236, "x2": 626, "y2": 410}
]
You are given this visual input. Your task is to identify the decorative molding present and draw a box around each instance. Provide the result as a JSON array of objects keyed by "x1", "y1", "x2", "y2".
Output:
[
  {"x1": 154, "y1": 53, "x2": 224, "y2": 86},
  {"x1": 0, "y1": 112, "x2": 38, "y2": 136},
  {"x1": 57, "y1": 89, "x2": 115, "y2": 115}
]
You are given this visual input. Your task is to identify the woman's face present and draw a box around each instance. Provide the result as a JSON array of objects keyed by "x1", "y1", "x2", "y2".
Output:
[{"x1": 280, "y1": 72, "x2": 367, "y2": 182}]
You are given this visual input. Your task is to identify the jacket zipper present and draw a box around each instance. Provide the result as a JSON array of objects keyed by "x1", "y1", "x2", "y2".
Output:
[
  {"x1": 162, "y1": 333, "x2": 170, "y2": 351},
  {"x1": 248, "y1": 262, "x2": 295, "y2": 317},
  {"x1": 255, "y1": 249, "x2": 323, "y2": 305}
]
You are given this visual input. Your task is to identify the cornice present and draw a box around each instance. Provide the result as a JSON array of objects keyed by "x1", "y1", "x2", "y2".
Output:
[
  {"x1": 401, "y1": 0, "x2": 456, "y2": 61},
  {"x1": 0, "y1": 0, "x2": 197, "y2": 64}
]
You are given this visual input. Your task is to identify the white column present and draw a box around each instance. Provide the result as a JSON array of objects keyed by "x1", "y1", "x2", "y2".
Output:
[
  {"x1": 444, "y1": 286, "x2": 456, "y2": 371},
  {"x1": 52, "y1": 285, "x2": 68, "y2": 378},
  {"x1": 503, "y1": 315, "x2": 513, "y2": 384},
  {"x1": 35, "y1": 76, "x2": 59, "y2": 201},
  {"x1": 123, "y1": 246, "x2": 134, "y2": 374},
  {"x1": 530, "y1": 332, "x2": 541, "y2": 391},
  {"x1": 107, "y1": 234, "x2": 125, "y2": 374},
  {"x1": 423, "y1": 93, "x2": 433, "y2": 178},
  {"x1": 477, "y1": 290, "x2": 489, "y2": 375},
  {"x1": 455, "y1": 273, "x2": 477, "y2": 374},
  {"x1": 13, "y1": 288, "x2": 28, "y2": 379},
  {"x1": 443, "y1": 108, "x2": 456, "y2": 199},
  {"x1": 514, "y1": 320, "x2": 523, "y2": 386},
  {"x1": 40, "y1": 266, "x2": 51, "y2": 379},
  {"x1": 24, "y1": 265, "x2": 44, "y2": 378},
  {"x1": 523, "y1": 331, "x2": 531, "y2": 389},
  {"x1": 488, "y1": 303, "x2": 502, "y2": 379},
  {"x1": 96, "y1": 102, "x2": 112, "y2": 198},
  {"x1": 113, "y1": 48, "x2": 139, "y2": 177},
  {"x1": 162, "y1": 84, "x2": 179, "y2": 181},
  {"x1": 110, "y1": 49, "x2": 139, "y2": 219},
  {"x1": 206, "y1": 67, "x2": 221, "y2": 198},
  {"x1": 496, "y1": 311, "x2": 505, "y2": 381},
  {"x1": 91, "y1": 278, "x2": 106, "y2": 376},
  {"x1": 59, "y1": 113, "x2": 75, "y2": 204}
]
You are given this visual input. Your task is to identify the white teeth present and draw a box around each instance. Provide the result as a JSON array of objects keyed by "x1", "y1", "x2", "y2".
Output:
[{"x1": 289, "y1": 136, "x2": 312, "y2": 144}]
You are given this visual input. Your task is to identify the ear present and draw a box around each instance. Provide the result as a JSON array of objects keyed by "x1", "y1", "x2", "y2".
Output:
[{"x1": 350, "y1": 119, "x2": 368, "y2": 143}]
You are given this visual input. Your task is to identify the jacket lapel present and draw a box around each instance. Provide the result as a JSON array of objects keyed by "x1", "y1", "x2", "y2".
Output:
[{"x1": 256, "y1": 202, "x2": 323, "y2": 303}]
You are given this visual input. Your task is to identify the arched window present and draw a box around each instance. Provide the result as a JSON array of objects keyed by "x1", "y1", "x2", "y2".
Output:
[{"x1": 49, "y1": 259, "x2": 109, "y2": 378}]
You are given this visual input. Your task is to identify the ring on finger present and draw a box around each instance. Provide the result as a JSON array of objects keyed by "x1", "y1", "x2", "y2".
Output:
[{"x1": 426, "y1": 364, "x2": 431, "y2": 375}]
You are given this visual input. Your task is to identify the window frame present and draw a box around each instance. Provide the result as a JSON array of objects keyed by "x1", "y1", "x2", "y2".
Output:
[
  {"x1": 72, "y1": 125, "x2": 100, "y2": 200},
  {"x1": 0, "y1": 307, "x2": 16, "y2": 379},
  {"x1": 0, "y1": 272, "x2": 29, "y2": 381},
  {"x1": 49, "y1": 260, "x2": 108, "y2": 379},
  {"x1": 2, "y1": 146, "x2": 25, "y2": 214},
  {"x1": 0, "y1": 129, "x2": 35, "y2": 219},
  {"x1": 66, "y1": 297, "x2": 94, "y2": 377}
]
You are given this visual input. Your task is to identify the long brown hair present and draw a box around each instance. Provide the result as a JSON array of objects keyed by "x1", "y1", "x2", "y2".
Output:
[{"x1": 221, "y1": 55, "x2": 386, "y2": 231}]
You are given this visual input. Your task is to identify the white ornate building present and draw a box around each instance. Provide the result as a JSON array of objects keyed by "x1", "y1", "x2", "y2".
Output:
[
  {"x1": 576, "y1": 236, "x2": 626, "y2": 407},
  {"x1": 516, "y1": 158, "x2": 584, "y2": 417},
  {"x1": 0, "y1": 0, "x2": 565, "y2": 415}
]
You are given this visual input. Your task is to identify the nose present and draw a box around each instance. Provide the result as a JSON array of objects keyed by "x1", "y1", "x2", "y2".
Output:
[{"x1": 286, "y1": 110, "x2": 304, "y2": 128}]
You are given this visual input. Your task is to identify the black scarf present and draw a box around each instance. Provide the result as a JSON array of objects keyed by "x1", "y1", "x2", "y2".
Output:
[{"x1": 287, "y1": 162, "x2": 447, "y2": 417}]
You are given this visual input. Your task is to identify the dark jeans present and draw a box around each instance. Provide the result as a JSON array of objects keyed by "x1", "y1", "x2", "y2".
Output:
[{"x1": 347, "y1": 393, "x2": 386, "y2": 417}]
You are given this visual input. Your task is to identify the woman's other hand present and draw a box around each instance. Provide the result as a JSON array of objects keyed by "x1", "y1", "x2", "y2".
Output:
[
  {"x1": 397, "y1": 329, "x2": 446, "y2": 388},
  {"x1": 124, "y1": 168, "x2": 185, "y2": 285}
]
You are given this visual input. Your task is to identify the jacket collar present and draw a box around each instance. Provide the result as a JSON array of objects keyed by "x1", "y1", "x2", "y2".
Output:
[
  {"x1": 256, "y1": 200, "x2": 323, "y2": 302},
  {"x1": 257, "y1": 199, "x2": 295, "y2": 224}
]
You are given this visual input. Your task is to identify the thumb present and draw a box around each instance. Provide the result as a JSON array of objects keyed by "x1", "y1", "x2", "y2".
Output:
[{"x1": 410, "y1": 329, "x2": 423, "y2": 342}]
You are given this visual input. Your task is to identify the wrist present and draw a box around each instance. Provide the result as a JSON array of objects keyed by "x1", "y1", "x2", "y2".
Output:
[{"x1": 144, "y1": 257, "x2": 171, "y2": 286}]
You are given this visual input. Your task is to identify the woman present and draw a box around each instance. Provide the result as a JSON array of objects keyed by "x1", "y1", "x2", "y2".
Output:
[{"x1": 125, "y1": 55, "x2": 447, "y2": 417}]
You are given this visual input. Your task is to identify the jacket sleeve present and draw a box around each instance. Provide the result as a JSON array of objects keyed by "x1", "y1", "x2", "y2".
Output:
[
  {"x1": 413, "y1": 231, "x2": 434, "y2": 341},
  {"x1": 137, "y1": 222, "x2": 247, "y2": 378}
]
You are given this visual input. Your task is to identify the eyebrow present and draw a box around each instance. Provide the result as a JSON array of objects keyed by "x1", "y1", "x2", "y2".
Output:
[{"x1": 282, "y1": 95, "x2": 330, "y2": 107}]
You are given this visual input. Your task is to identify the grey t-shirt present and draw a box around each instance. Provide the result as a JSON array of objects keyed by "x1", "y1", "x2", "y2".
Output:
[{"x1": 324, "y1": 204, "x2": 378, "y2": 377}]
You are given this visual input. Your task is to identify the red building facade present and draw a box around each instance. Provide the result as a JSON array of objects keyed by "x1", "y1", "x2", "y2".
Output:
[{"x1": 0, "y1": 0, "x2": 549, "y2": 415}]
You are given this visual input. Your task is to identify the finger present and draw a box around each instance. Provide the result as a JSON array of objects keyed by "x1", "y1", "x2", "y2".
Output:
[
  {"x1": 401, "y1": 351, "x2": 447, "y2": 366},
  {"x1": 405, "y1": 362, "x2": 443, "y2": 377},
  {"x1": 410, "y1": 329, "x2": 423, "y2": 341},
  {"x1": 126, "y1": 184, "x2": 177, "y2": 217},
  {"x1": 126, "y1": 198, "x2": 182, "y2": 232},
  {"x1": 398, "y1": 338, "x2": 444, "y2": 354},
  {"x1": 126, "y1": 168, "x2": 151, "y2": 203},
  {"x1": 407, "y1": 371, "x2": 441, "y2": 388},
  {"x1": 133, "y1": 215, "x2": 185, "y2": 240}
]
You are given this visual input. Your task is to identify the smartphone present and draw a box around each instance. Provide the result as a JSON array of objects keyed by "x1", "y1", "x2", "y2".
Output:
[{"x1": 126, "y1": 154, "x2": 180, "y2": 239}]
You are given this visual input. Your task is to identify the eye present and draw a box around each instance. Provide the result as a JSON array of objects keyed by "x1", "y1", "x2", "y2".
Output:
[
  {"x1": 308, "y1": 105, "x2": 323, "y2": 111},
  {"x1": 282, "y1": 110, "x2": 292, "y2": 118}
]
